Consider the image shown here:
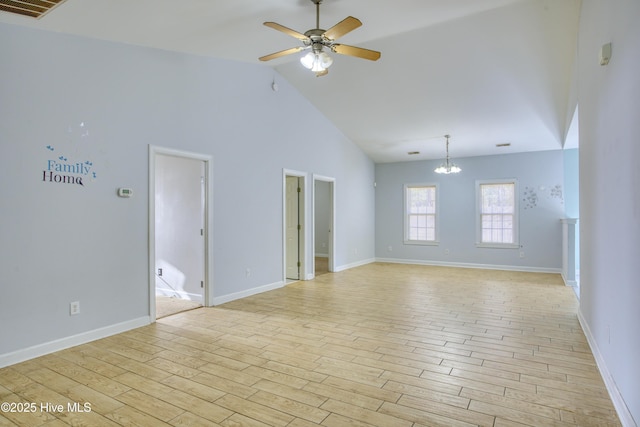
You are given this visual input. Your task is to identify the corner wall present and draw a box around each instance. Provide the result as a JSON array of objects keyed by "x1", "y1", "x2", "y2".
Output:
[{"x1": 578, "y1": 0, "x2": 640, "y2": 424}]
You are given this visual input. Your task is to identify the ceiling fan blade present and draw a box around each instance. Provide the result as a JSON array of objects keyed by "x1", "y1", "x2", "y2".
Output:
[
  {"x1": 333, "y1": 44, "x2": 381, "y2": 61},
  {"x1": 259, "y1": 46, "x2": 304, "y2": 62},
  {"x1": 323, "y1": 16, "x2": 362, "y2": 41},
  {"x1": 263, "y1": 22, "x2": 308, "y2": 41}
]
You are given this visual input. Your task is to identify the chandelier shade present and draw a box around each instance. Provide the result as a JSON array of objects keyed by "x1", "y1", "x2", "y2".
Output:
[
  {"x1": 434, "y1": 135, "x2": 461, "y2": 174},
  {"x1": 300, "y1": 49, "x2": 333, "y2": 72}
]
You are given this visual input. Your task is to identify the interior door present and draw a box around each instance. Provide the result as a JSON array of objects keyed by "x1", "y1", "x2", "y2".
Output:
[{"x1": 286, "y1": 176, "x2": 300, "y2": 280}]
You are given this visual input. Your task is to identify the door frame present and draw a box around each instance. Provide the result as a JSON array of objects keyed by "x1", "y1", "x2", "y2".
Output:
[
  {"x1": 283, "y1": 169, "x2": 306, "y2": 283},
  {"x1": 149, "y1": 145, "x2": 214, "y2": 321},
  {"x1": 312, "y1": 174, "x2": 336, "y2": 276}
]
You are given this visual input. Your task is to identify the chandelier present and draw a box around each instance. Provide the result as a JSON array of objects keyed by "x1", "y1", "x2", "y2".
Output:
[{"x1": 434, "y1": 134, "x2": 461, "y2": 174}]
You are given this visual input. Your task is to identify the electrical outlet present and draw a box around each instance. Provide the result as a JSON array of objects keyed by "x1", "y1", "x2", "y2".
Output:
[
  {"x1": 245, "y1": 268, "x2": 251, "y2": 277},
  {"x1": 519, "y1": 251, "x2": 525, "y2": 258},
  {"x1": 388, "y1": 246, "x2": 393, "y2": 252},
  {"x1": 70, "y1": 301, "x2": 80, "y2": 316},
  {"x1": 444, "y1": 249, "x2": 450, "y2": 255}
]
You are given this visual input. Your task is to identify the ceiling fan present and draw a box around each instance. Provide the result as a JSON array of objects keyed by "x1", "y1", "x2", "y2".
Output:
[{"x1": 259, "y1": 0, "x2": 381, "y2": 77}]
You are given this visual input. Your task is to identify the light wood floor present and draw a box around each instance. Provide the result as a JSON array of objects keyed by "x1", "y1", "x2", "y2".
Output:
[
  {"x1": 0, "y1": 263, "x2": 621, "y2": 426},
  {"x1": 156, "y1": 296, "x2": 202, "y2": 319},
  {"x1": 315, "y1": 257, "x2": 329, "y2": 276}
]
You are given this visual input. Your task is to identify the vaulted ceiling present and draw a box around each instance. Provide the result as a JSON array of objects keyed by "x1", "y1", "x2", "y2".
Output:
[{"x1": 0, "y1": 0, "x2": 581, "y2": 163}]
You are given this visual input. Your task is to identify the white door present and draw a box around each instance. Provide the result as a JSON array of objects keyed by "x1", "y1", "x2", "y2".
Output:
[{"x1": 286, "y1": 176, "x2": 301, "y2": 280}]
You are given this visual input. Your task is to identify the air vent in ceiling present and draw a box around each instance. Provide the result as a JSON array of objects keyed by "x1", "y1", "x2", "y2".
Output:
[
  {"x1": 496, "y1": 143, "x2": 511, "y2": 148},
  {"x1": 0, "y1": 0, "x2": 66, "y2": 19}
]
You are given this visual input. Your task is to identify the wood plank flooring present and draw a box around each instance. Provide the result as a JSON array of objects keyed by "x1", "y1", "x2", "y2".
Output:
[{"x1": 0, "y1": 263, "x2": 621, "y2": 426}]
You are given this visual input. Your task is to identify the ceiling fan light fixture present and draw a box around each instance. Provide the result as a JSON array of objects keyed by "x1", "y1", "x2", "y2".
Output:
[
  {"x1": 260, "y1": 0, "x2": 379, "y2": 75},
  {"x1": 300, "y1": 50, "x2": 333, "y2": 72}
]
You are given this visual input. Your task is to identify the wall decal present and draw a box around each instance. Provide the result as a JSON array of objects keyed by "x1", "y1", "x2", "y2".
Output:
[
  {"x1": 550, "y1": 184, "x2": 563, "y2": 202},
  {"x1": 523, "y1": 184, "x2": 563, "y2": 209},
  {"x1": 523, "y1": 186, "x2": 538, "y2": 209},
  {"x1": 41, "y1": 122, "x2": 97, "y2": 187}
]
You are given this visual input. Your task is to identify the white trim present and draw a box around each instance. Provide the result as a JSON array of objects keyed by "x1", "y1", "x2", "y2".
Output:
[
  {"x1": 578, "y1": 310, "x2": 637, "y2": 427},
  {"x1": 404, "y1": 183, "x2": 440, "y2": 245},
  {"x1": 149, "y1": 145, "x2": 214, "y2": 321},
  {"x1": 312, "y1": 174, "x2": 336, "y2": 276},
  {"x1": 212, "y1": 281, "x2": 284, "y2": 306},
  {"x1": 155, "y1": 289, "x2": 204, "y2": 304},
  {"x1": 475, "y1": 243, "x2": 520, "y2": 249},
  {"x1": 334, "y1": 258, "x2": 376, "y2": 272},
  {"x1": 283, "y1": 169, "x2": 308, "y2": 283},
  {"x1": 561, "y1": 274, "x2": 578, "y2": 287},
  {"x1": 404, "y1": 240, "x2": 440, "y2": 246},
  {"x1": 0, "y1": 317, "x2": 150, "y2": 368},
  {"x1": 376, "y1": 257, "x2": 561, "y2": 274},
  {"x1": 476, "y1": 179, "x2": 519, "y2": 247}
]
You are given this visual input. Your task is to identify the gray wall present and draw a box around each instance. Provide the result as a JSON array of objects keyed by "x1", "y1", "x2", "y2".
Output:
[
  {"x1": 375, "y1": 150, "x2": 566, "y2": 271},
  {"x1": 0, "y1": 23, "x2": 375, "y2": 358},
  {"x1": 578, "y1": 0, "x2": 640, "y2": 423}
]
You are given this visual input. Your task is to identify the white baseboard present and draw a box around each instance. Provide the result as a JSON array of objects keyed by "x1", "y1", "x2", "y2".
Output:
[
  {"x1": 578, "y1": 310, "x2": 636, "y2": 427},
  {"x1": 561, "y1": 273, "x2": 578, "y2": 287},
  {"x1": 156, "y1": 289, "x2": 203, "y2": 304},
  {"x1": 0, "y1": 316, "x2": 150, "y2": 369},
  {"x1": 212, "y1": 280, "x2": 284, "y2": 306},
  {"x1": 334, "y1": 258, "x2": 376, "y2": 273},
  {"x1": 375, "y1": 257, "x2": 562, "y2": 274}
]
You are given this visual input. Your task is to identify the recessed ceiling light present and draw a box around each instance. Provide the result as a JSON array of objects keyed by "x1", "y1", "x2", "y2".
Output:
[
  {"x1": 408, "y1": 151, "x2": 420, "y2": 155},
  {"x1": 496, "y1": 143, "x2": 511, "y2": 147}
]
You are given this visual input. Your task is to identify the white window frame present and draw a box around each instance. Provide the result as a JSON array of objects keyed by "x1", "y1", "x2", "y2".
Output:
[
  {"x1": 404, "y1": 183, "x2": 439, "y2": 245},
  {"x1": 476, "y1": 179, "x2": 519, "y2": 248}
]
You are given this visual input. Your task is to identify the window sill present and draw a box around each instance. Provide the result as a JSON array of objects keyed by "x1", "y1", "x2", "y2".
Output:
[
  {"x1": 404, "y1": 240, "x2": 439, "y2": 246},
  {"x1": 475, "y1": 243, "x2": 519, "y2": 249}
]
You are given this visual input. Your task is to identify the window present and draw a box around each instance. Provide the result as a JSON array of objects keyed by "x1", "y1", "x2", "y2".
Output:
[
  {"x1": 476, "y1": 180, "x2": 518, "y2": 247},
  {"x1": 404, "y1": 184, "x2": 438, "y2": 244}
]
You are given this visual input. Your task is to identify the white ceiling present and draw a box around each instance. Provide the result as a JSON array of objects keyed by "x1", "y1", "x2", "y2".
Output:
[{"x1": 0, "y1": 0, "x2": 581, "y2": 163}]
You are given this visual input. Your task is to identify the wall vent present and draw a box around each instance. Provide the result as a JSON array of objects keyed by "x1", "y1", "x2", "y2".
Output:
[{"x1": 0, "y1": 0, "x2": 66, "y2": 19}]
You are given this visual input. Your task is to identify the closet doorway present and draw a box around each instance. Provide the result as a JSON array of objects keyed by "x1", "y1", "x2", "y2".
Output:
[{"x1": 313, "y1": 175, "x2": 335, "y2": 276}]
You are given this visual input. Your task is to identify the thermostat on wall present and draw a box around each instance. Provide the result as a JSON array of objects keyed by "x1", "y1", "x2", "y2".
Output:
[{"x1": 117, "y1": 188, "x2": 133, "y2": 198}]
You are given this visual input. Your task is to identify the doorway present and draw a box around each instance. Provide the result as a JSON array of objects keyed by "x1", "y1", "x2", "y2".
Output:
[
  {"x1": 313, "y1": 175, "x2": 335, "y2": 276},
  {"x1": 149, "y1": 146, "x2": 213, "y2": 321},
  {"x1": 284, "y1": 170, "x2": 306, "y2": 283}
]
